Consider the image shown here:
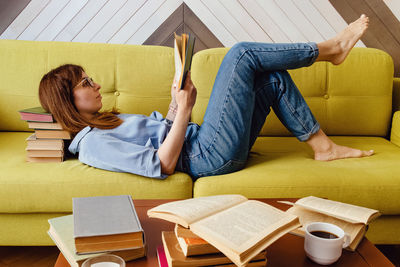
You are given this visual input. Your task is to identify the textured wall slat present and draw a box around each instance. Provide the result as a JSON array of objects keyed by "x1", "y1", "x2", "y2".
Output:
[
  {"x1": 182, "y1": 3, "x2": 223, "y2": 49},
  {"x1": 143, "y1": 4, "x2": 183, "y2": 46},
  {"x1": 54, "y1": 0, "x2": 107, "y2": 42},
  {"x1": 238, "y1": 0, "x2": 290, "y2": 43},
  {"x1": 90, "y1": 0, "x2": 147, "y2": 43},
  {"x1": 72, "y1": 0, "x2": 128, "y2": 43},
  {"x1": 36, "y1": 0, "x2": 89, "y2": 41},
  {"x1": 185, "y1": 0, "x2": 236, "y2": 46},
  {"x1": 201, "y1": 0, "x2": 253, "y2": 42},
  {"x1": 18, "y1": 0, "x2": 69, "y2": 40},
  {"x1": 384, "y1": 0, "x2": 400, "y2": 21},
  {"x1": 0, "y1": 0, "x2": 50, "y2": 39},
  {"x1": 277, "y1": 0, "x2": 324, "y2": 43},
  {"x1": 293, "y1": 0, "x2": 337, "y2": 40},
  {"x1": 126, "y1": 0, "x2": 182, "y2": 45},
  {"x1": 219, "y1": 0, "x2": 272, "y2": 43},
  {"x1": 109, "y1": 0, "x2": 165, "y2": 44},
  {"x1": 257, "y1": 0, "x2": 307, "y2": 42}
]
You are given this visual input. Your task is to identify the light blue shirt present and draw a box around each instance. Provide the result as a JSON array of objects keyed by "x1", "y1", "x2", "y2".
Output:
[{"x1": 69, "y1": 111, "x2": 183, "y2": 179}]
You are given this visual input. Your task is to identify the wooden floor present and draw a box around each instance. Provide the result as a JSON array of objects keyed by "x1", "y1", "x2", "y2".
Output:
[{"x1": 0, "y1": 245, "x2": 398, "y2": 267}]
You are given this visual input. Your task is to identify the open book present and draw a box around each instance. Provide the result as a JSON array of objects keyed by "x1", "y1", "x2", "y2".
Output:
[
  {"x1": 174, "y1": 32, "x2": 195, "y2": 90},
  {"x1": 283, "y1": 196, "x2": 381, "y2": 251},
  {"x1": 147, "y1": 195, "x2": 300, "y2": 267}
]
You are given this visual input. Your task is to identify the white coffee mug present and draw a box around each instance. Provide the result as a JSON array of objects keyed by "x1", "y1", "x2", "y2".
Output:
[
  {"x1": 81, "y1": 254, "x2": 126, "y2": 267},
  {"x1": 304, "y1": 222, "x2": 351, "y2": 265}
]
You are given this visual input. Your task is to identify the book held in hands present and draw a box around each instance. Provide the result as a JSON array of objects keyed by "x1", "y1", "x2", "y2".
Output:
[
  {"x1": 73, "y1": 195, "x2": 145, "y2": 255},
  {"x1": 148, "y1": 194, "x2": 300, "y2": 267},
  {"x1": 174, "y1": 32, "x2": 195, "y2": 90}
]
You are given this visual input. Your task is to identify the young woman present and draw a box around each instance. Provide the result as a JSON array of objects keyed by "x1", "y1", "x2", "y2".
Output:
[{"x1": 39, "y1": 15, "x2": 373, "y2": 180}]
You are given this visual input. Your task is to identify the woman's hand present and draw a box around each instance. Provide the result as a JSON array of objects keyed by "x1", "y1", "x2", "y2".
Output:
[{"x1": 175, "y1": 71, "x2": 197, "y2": 113}]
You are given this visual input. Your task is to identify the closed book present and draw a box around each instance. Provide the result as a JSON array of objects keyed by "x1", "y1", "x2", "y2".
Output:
[
  {"x1": 27, "y1": 156, "x2": 63, "y2": 162},
  {"x1": 19, "y1": 106, "x2": 53, "y2": 122},
  {"x1": 161, "y1": 231, "x2": 267, "y2": 267},
  {"x1": 73, "y1": 195, "x2": 145, "y2": 254},
  {"x1": 48, "y1": 215, "x2": 146, "y2": 267},
  {"x1": 157, "y1": 246, "x2": 169, "y2": 267},
  {"x1": 175, "y1": 225, "x2": 219, "y2": 256},
  {"x1": 27, "y1": 149, "x2": 63, "y2": 157},
  {"x1": 26, "y1": 134, "x2": 64, "y2": 150},
  {"x1": 35, "y1": 129, "x2": 71, "y2": 140},
  {"x1": 28, "y1": 121, "x2": 63, "y2": 130}
]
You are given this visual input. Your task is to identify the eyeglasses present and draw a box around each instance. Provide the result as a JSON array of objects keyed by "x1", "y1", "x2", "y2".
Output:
[{"x1": 74, "y1": 77, "x2": 95, "y2": 89}]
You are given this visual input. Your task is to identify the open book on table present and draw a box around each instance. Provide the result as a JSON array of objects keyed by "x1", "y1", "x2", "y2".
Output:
[
  {"x1": 147, "y1": 194, "x2": 300, "y2": 267},
  {"x1": 174, "y1": 32, "x2": 195, "y2": 90},
  {"x1": 283, "y1": 196, "x2": 381, "y2": 251}
]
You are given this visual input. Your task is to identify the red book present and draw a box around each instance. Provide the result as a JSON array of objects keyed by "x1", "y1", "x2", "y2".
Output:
[
  {"x1": 19, "y1": 107, "x2": 53, "y2": 122},
  {"x1": 157, "y1": 246, "x2": 169, "y2": 267}
]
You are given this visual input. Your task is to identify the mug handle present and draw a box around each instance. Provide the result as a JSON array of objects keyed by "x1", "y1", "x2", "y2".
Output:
[{"x1": 342, "y1": 234, "x2": 351, "y2": 248}]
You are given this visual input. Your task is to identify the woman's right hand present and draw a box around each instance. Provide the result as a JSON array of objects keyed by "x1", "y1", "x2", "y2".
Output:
[{"x1": 175, "y1": 71, "x2": 197, "y2": 113}]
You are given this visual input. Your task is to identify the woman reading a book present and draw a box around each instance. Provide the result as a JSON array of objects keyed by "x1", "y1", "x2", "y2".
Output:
[{"x1": 39, "y1": 15, "x2": 373, "y2": 179}]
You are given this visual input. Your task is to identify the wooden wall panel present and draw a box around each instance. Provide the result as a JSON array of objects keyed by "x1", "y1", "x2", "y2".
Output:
[
  {"x1": 330, "y1": 0, "x2": 400, "y2": 76},
  {"x1": 0, "y1": 0, "x2": 31, "y2": 35}
]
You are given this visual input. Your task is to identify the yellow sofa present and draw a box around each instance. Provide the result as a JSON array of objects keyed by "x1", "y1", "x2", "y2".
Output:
[{"x1": 0, "y1": 39, "x2": 399, "y2": 246}]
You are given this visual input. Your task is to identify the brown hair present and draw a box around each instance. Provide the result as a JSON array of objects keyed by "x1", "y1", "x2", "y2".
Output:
[{"x1": 39, "y1": 64, "x2": 123, "y2": 135}]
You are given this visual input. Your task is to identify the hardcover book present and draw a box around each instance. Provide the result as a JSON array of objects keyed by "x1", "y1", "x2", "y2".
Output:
[
  {"x1": 174, "y1": 32, "x2": 195, "y2": 90},
  {"x1": 19, "y1": 106, "x2": 54, "y2": 122},
  {"x1": 73, "y1": 195, "x2": 145, "y2": 254},
  {"x1": 161, "y1": 231, "x2": 267, "y2": 267},
  {"x1": 28, "y1": 121, "x2": 63, "y2": 130},
  {"x1": 174, "y1": 224, "x2": 219, "y2": 256},
  {"x1": 26, "y1": 134, "x2": 64, "y2": 150},
  {"x1": 35, "y1": 129, "x2": 71, "y2": 140},
  {"x1": 284, "y1": 196, "x2": 380, "y2": 251},
  {"x1": 48, "y1": 215, "x2": 146, "y2": 267},
  {"x1": 148, "y1": 194, "x2": 299, "y2": 267}
]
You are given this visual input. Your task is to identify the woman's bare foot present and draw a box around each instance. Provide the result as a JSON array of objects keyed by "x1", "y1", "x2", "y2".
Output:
[
  {"x1": 316, "y1": 14, "x2": 369, "y2": 65},
  {"x1": 306, "y1": 129, "x2": 374, "y2": 161}
]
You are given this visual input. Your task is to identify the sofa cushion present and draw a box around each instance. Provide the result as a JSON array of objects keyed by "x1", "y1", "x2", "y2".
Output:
[
  {"x1": 0, "y1": 132, "x2": 192, "y2": 213},
  {"x1": 191, "y1": 47, "x2": 393, "y2": 137},
  {"x1": 193, "y1": 136, "x2": 400, "y2": 215}
]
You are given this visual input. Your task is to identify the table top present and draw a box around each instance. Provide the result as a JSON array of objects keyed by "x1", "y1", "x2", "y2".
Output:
[{"x1": 54, "y1": 198, "x2": 394, "y2": 267}]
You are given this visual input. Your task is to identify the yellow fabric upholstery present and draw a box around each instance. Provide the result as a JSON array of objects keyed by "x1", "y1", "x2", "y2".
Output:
[
  {"x1": 391, "y1": 111, "x2": 400, "y2": 147},
  {"x1": 0, "y1": 39, "x2": 398, "y2": 245},
  {"x1": 191, "y1": 47, "x2": 393, "y2": 137},
  {"x1": 0, "y1": 40, "x2": 175, "y2": 131},
  {"x1": 194, "y1": 136, "x2": 400, "y2": 214},
  {"x1": 0, "y1": 132, "x2": 192, "y2": 213}
]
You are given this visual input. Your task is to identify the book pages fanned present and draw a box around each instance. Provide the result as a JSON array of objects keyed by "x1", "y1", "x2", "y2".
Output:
[
  {"x1": 190, "y1": 200, "x2": 300, "y2": 266},
  {"x1": 148, "y1": 195, "x2": 247, "y2": 227},
  {"x1": 287, "y1": 206, "x2": 365, "y2": 251},
  {"x1": 296, "y1": 196, "x2": 380, "y2": 224}
]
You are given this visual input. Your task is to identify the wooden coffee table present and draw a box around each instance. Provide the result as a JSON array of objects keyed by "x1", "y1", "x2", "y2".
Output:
[{"x1": 54, "y1": 199, "x2": 394, "y2": 267}]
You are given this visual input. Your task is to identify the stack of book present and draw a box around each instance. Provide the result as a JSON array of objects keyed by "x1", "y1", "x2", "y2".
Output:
[
  {"x1": 148, "y1": 195, "x2": 303, "y2": 267},
  {"x1": 18, "y1": 107, "x2": 71, "y2": 162},
  {"x1": 48, "y1": 195, "x2": 146, "y2": 267}
]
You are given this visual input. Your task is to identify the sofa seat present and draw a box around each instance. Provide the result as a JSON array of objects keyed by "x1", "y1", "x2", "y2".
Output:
[
  {"x1": 194, "y1": 136, "x2": 400, "y2": 214},
  {"x1": 0, "y1": 132, "x2": 192, "y2": 213}
]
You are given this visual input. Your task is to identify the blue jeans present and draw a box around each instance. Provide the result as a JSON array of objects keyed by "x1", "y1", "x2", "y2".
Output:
[{"x1": 181, "y1": 42, "x2": 320, "y2": 180}]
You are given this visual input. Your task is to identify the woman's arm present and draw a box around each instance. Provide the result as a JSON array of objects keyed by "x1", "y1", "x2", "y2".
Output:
[{"x1": 158, "y1": 72, "x2": 197, "y2": 175}]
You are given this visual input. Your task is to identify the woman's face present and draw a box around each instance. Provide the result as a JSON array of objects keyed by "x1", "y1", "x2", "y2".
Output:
[{"x1": 73, "y1": 72, "x2": 102, "y2": 120}]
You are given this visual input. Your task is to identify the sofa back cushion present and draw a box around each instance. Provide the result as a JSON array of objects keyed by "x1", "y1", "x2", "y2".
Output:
[
  {"x1": 191, "y1": 47, "x2": 394, "y2": 137},
  {"x1": 0, "y1": 39, "x2": 174, "y2": 131}
]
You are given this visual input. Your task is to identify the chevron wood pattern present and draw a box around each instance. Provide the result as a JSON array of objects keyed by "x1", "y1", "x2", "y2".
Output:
[{"x1": 143, "y1": 3, "x2": 223, "y2": 53}]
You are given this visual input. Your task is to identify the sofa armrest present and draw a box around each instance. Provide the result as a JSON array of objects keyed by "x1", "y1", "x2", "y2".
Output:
[
  {"x1": 391, "y1": 111, "x2": 400, "y2": 147},
  {"x1": 393, "y1": 77, "x2": 400, "y2": 112}
]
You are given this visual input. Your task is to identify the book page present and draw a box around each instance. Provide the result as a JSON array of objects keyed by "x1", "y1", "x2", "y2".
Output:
[
  {"x1": 296, "y1": 196, "x2": 380, "y2": 224},
  {"x1": 173, "y1": 34, "x2": 182, "y2": 80},
  {"x1": 147, "y1": 195, "x2": 248, "y2": 227},
  {"x1": 287, "y1": 206, "x2": 365, "y2": 248},
  {"x1": 190, "y1": 200, "x2": 299, "y2": 255}
]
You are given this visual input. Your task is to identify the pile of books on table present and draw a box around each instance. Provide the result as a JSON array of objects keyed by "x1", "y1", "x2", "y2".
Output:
[
  {"x1": 18, "y1": 107, "x2": 71, "y2": 162},
  {"x1": 48, "y1": 195, "x2": 146, "y2": 267},
  {"x1": 148, "y1": 195, "x2": 302, "y2": 267}
]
